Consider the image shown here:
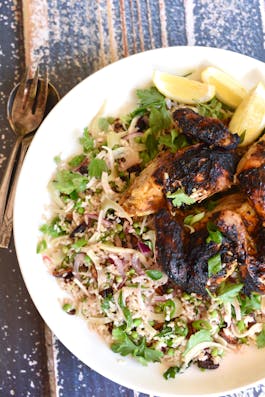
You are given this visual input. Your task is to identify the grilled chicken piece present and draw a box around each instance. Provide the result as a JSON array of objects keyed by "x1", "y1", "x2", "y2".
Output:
[
  {"x1": 155, "y1": 208, "x2": 187, "y2": 290},
  {"x1": 154, "y1": 206, "x2": 248, "y2": 296},
  {"x1": 237, "y1": 133, "x2": 265, "y2": 225},
  {"x1": 120, "y1": 144, "x2": 237, "y2": 216},
  {"x1": 173, "y1": 108, "x2": 240, "y2": 150}
]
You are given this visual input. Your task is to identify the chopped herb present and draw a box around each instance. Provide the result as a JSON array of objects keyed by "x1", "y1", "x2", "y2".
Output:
[
  {"x1": 208, "y1": 253, "x2": 222, "y2": 276},
  {"x1": 167, "y1": 188, "x2": 195, "y2": 208},
  {"x1": 54, "y1": 170, "x2": 88, "y2": 194},
  {"x1": 39, "y1": 217, "x2": 65, "y2": 237},
  {"x1": 197, "y1": 97, "x2": 231, "y2": 119},
  {"x1": 36, "y1": 239, "x2": 47, "y2": 253},
  {"x1": 88, "y1": 158, "x2": 107, "y2": 179},
  {"x1": 163, "y1": 366, "x2": 181, "y2": 380},
  {"x1": 206, "y1": 222, "x2": 223, "y2": 244},
  {"x1": 68, "y1": 154, "x2": 86, "y2": 168},
  {"x1": 256, "y1": 325, "x2": 265, "y2": 348},
  {"x1": 79, "y1": 127, "x2": 94, "y2": 152},
  {"x1": 237, "y1": 320, "x2": 246, "y2": 333},
  {"x1": 149, "y1": 105, "x2": 172, "y2": 134},
  {"x1": 72, "y1": 238, "x2": 87, "y2": 251},
  {"x1": 111, "y1": 327, "x2": 163, "y2": 364},
  {"x1": 155, "y1": 299, "x2": 176, "y2": 320},
  {"x1": 217, "y1": 282, "x2": 244, "y2": 302},
  {"x1": 184, "y1": 329, "x2": 212, "y2": 356},
  {"x1": 184, "y1": 211, "x2": 205, "y2": 226},
  {"x1": 146, "y1": 270, "x2": 163, "y2": 280},
  {"x1": 239, "y1": 292, "x2": 261, "y2": 315},
  {"x1": 159, "y1": 129, "x2": 188, "y2": 152}
]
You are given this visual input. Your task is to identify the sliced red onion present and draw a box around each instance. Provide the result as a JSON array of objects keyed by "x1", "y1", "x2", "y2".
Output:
[
  {"x1": 137, "y1": 241, "x2": 151, "y2": 255},
  {"x1": 109, "y1": 254, "x2": 125, "y2": 276}
]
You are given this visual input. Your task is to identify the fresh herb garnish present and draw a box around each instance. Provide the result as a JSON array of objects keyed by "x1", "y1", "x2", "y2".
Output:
[
  {"x1": 79, "y1": 127, "x2": 94, "y2": 152},
  {"x1": 118, "y1": 291, "x2": 133, "y2": 330},
  {"x1": 238, "y1": 292, "x2": 261, "y2": 315},
  {"x1": 206, "y1": 222, "x2": 223, "y2": 244},
  {"x1": 36, "y1": 239, "x2": 47, "y2": 253},
  {"x1": 192, "y1": 319, "x2": 211, "y2": 331},
  {"x1": 167, "y1": 188, "x2": 195, "y2": 208},
  {"x1": 146, "y1": 270, "x2": 163, "y2": 280},
  {"x1": 256, "y1": 325, "x2": 265, "y2": 348},
  {"x1": 111, "y1": 327, "x2": 163, "y2": 365},
  {"x1": 217, "y1": 281, "x2": 244, "y2": 302},
  {"x1": 54, "y1": 170, "x2": 88, "y2": 194},
  {"x1": 88, "y1": 158, "x2": 107, "y2": 179},
  {"x1": 184, "y1": 211, "x2": 205, "y2": 226},
  {"x1": 184, "y1": 329, "x2": 212, "y2": 356},
  {"x1": 39, "y1": 217, "x2": 66, "y2": 237},
  {"x1": 197, "y1": 97, "x2": 231, "y2": 119},
  {"x1": 68, "y1": 154, "x2": 86, "y2": 168},
  {"x1": 163, "y1": 366, "x2": 181, "y2": 379},
  {"x1": 208, "y1": 253, "x2": 222, "y2": 276}
]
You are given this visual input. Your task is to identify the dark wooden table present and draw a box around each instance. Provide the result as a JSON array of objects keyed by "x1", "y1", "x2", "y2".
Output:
[{"x1": 1, "y1": 1, "x2": 265, "y2": 396}]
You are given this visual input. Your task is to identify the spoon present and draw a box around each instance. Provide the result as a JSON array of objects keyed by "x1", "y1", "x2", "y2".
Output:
[{"x1": 0, "y1": 80, "x2": 60, "y2": 248}]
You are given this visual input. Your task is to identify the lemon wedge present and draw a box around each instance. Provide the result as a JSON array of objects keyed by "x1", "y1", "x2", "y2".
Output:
[
  {"x1": 201, "y1": 66, "x2": 247, "y2": 108},
  {"x1": 229, "y1": 82, "x2": 265, "y2": 146},
  {"x1": 152, "y1": 70, "x2": 215, "y2": 104}
]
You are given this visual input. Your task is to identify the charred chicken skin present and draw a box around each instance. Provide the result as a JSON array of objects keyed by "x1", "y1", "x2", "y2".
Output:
[
  {"x1": 237, "y1": 133, "x2": 265, "y2": 225},
  {"x1": 120, "y1": 144, "x2": 237, "y2": 216},
  {"x1": 173, "y1": 108, "x2": 240, "y2": 149}
]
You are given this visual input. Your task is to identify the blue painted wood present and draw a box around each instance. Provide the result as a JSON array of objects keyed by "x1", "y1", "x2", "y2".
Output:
[{"x1": 1, "y1": 0, "x2": 265, "y2": 396}]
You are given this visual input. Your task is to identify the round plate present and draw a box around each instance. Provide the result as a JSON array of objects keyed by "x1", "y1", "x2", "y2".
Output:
[{"x1": 14, "y1": 46, "x2": 265, "y2": 396}]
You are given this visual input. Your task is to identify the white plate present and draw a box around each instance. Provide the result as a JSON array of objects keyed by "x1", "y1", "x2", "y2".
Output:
[{"x1": 14, "y1": 46, "x2": 265, "y2": 396}]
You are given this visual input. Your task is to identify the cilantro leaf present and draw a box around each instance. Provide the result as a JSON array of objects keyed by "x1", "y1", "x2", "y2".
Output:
[
  {"x1": 167, "y1": 189, "x2": 195, "y2": 208},
  {"x1": 208, "y1": 253, "x2": 222, "y2": 276},
  {"x1": 197, "y1": 97, "x2": 231, "y2": 119},
  {"x1": 39, "y1": 217, "x2": 66, "y2": 237},
  {"x1": 184, "y1": 211, "x2": 205, "y2": 226},
  {"x1": 217, "y1": 282, "x2": 244, "y2": 302},
  {"x1": 79, "y1": 127, "x2": 94, "y2": 152},
  {"x1": 149, "y1": 105, "x2": 171, "y2": 134},
  {"x1": 88, "y1": 158, "x2": 107, "y2": 179},
  {"x1": 184, "y1": 329, "x2": 212, "y2": 356},
  {"x1": 206, "y1": 222, "x2": 223, "y2": 244},
  {"x1": 256, "y1": 325, "x2": 265, "y2": 348},
  {"x1": 239, "y1": 292, "x2": 261, "y2": 315},
  {"x1": 54, "y1": 170, "x2": 88, "y2": 194},
  {"x1": 111, "y1": 327, "x2": 163, "y2": 364},
  {"x1": 136, "y1": 87, "x2": 166, "y2": 108},
  {"x1": 163, "y1": 366, "x2": 181, "y2": 380},
  {"x1": 68, "y1": 154, "x2": 86, "y2": 168}
]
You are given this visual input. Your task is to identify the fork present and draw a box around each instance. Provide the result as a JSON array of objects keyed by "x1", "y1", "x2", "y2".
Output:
[{"x1": 0, "y1": 68, "x2": 48, "y2": 247}]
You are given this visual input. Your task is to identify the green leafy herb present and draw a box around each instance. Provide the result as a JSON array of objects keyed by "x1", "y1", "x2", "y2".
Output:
[
  {"x1": 39, "y1": 217, "x2": 66, "y2": 238},
  {"x1": 68, "y1": 154, "x2": 86, "y2": 168},
  {"x1": 239, "y1": 292, "x2": 261, "y2": 315},
  {"x1": 197, "y1": 97, "x2": 231, "y2": 119},
  {"x1": 136, "y1": 87, "x2": 166, "y2": 108},
  {"x1": 206, "y1": 222, "x2": 223, "y2": 244},
  {"x1": 111, "y1": 327, "x2": 163, "y2": 365},
  {"x1": 146, "y1": 270, "x2": 163, "y2": 280},
  {"x1": 155, "y1": 299, "x2": 176, "y2": 320},
  {"x1": 159, "y1": 129, "x2": 189, "y2": 152},
  {"x1": 184, "y1": 211, "x2": 205, "y2": 226},
  {"x1": 167, "y1": 188, "x2": 195, "y2": 208},
  {"x1": 145, "y1": 133, "x2": 159, "y2": 160},
  {"x1": 79, "y1": 127, "x2": 94, "y2": 152},
  {"x1": 149, "y1": 105, "x2": 172, "y2": 134},
  {"x1": 36, "y1": 239, "x2": 47, "y2": 253},
  {"x1": 256, "y1": 325, "x2": 265, "y2": 348},
  {"x1": 88, "y1": 158, "x2": 107, "y2": 179},
  {"x1": 217, "y1": 281, "x2": 244, "y2": 302},
  {"x1": 163, "y1": 366, "x2": 181, "y2": 380},
  {"x1": 62, "y1": 303, "x2": 76, "y2": 315},
  {"x1": 208, "y1": 253, "x2": 222, "y2": 276},
  {"x1": 184, "y1": 329, "x2": 212, "y2": 356},
  {"x1": 54, "y1": 170, "x2": 88, "y2": 194},
  {"x1": 72, "y1": 238, "x2": 87, "y2": 251}
]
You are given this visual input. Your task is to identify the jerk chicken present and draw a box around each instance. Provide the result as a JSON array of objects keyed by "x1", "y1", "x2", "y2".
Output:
[
  {"x1": 120, "y1": 107, "x2": 265, "y2": 296},
  {"x1": 120, "y1": 143, "x2": 237, "y2": 216}
]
